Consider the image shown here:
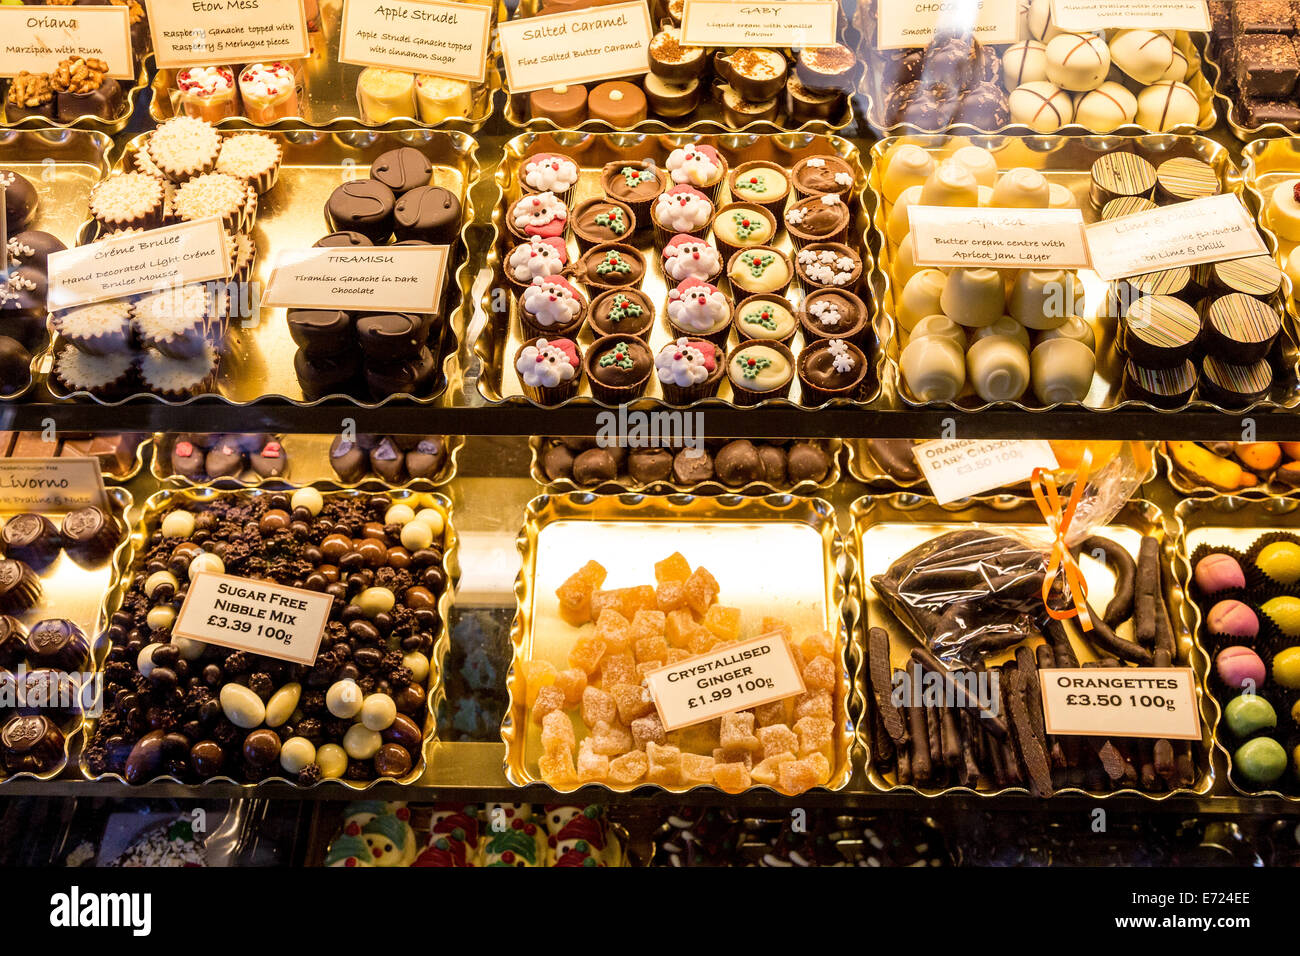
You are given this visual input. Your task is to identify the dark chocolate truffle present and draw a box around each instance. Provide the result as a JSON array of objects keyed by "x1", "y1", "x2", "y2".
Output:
[
  {"x1": 1, "y1": 514, "x2": 59, "y2": 568},
  {"x1": 627, "y1": 447, "x2": 673, "y2": 485},
  {"x1": 330, "y1": 435, "x2": 368, "y2": 483},
  {"x1": 541, "y1": 442, "x2": 575, "y2": 481},
  {"x1": 369, "y1": 437, "x2": 406, "y2": 484},
  {"x1": 714, "y1": 440, "x2": 763, "y2": 486},
  {"x1": 60, "y1": 506, "x2": 118, "y2": 560},
  {"x1": 787, "y1": 442, "x2": 831, "y2": 483},
  {"x1": 393, "y1": 185, "x2": 461, "y2": 244},
  {"x1": 405, "y1": 437, "x2": 445, "y2": 479},
  {"x1": 370, "y1": 147, "x2": 434, "y2": 196},
  {"x1": 572, "y1": 448, "x2": 618, "y2": 486},
  {"x1": 25, "y1": 619, "x2": 89, "y2": 671},
  {"x1": 672, "y1": 447, "x2": 714, "y2": 484},
  {"x1": 325, "y1": 179, "x2": 396, "y2": 244}
]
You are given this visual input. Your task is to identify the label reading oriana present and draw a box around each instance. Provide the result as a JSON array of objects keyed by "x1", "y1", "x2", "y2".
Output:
[
  {"x1": 909, "y1": 205, "x2": 1090, "y2": 269},
  {"x1": 1040, "y1": 667, "x2": 1201, "y2": 739},
  {"x1": 680, "y1": 0, "x2": 838, "y2": 48},
  {"x1": 0, "y1": 6, "x2": 134, "y2": 79},
  {"x1": 145, "y1": 0, "x2": 310, "y2": 69},
  {"x1": 339, "y1": 0, "x2": 492, "y2": 83},
  {"x1": 0, "y1": 459, "x2": 108, "y2": 511},
  {"x1": 876, "y1": 0, "x2": 1020, "y2": 49},
  {"x1": 914, "y1": 439, "x2": 1059, "y2": 504},
  {"x1": 1051, "y1": 0, "x2": 1210, "y2": 32},
  {"x1": 263, "y1": 245, "x2": 450, "y2": 312},
  {"x1": 497, "y1": 0, "x2": 653, "y2": 93},
  {"x1": 174, "y1": 572, "x2": 333, "y2": 666}
]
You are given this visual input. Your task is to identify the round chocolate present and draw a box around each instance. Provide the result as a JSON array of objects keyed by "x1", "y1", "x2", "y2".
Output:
[
  {"x1": 7, "y1": 230, "x2": 66, "y2": 271},
  {"x1": 1204, "y1": 293, "x2": 1281, "y2": 364},
  {"x1": 571, "y1": 448, "x2": 618, "y2": 486},
  {"x1": 1208, "y1": 255, "x2": 1284, "y2": 299},
  {"x1": 1201, "y1": 355, "x2": 1273, "y2": 406},
  {"x1": 370, "y1": 147, "x2": 434, "y2": 196},
  {"x1": 590, "y1": 288, "x2": 653, "y2": 338},
  {"x1": 528, "y1": 84, "x2": 588, "y2": 125},
  {"x1": 541, "y1": 442, "x2": 575, "y2": 481},
  {"x1": 0, "y1": 335, "x2": 32, "y2": 396},
  {"x1": 330, "y1": 435, "x2": 369, "y2": 482},
  {"x1": 0, "y1": 560, "x2": 40, "y2": 615},
  {"x1": 369, "y1": 437, "x2": 406, "y2": 484},
  {"x1": 1100, "y1": 196, "x2": 1157, "y2": 220},
  {"x1": 579, "y1": 242, "x2": 645, "y2": 289},
  {"x1": 0, "y1": 615, "x2": 26, "y2": 669},
  {"x1": 1155, "y1": 157, "x2": 1219, "y2": 203},
  {"x1": 787, "y1": 442, "x2": 831, "y2": 483},
  {"x1": 0, "y1": 170, "x2": 39, "y2": 232},
  {"x1": 587, "y1": 80, "x2": 647, "y2": 126},
  {"x1": 714, "y1": 440, "x2": 763, "y2": 486},
  {"x1": 405, "y1": 437, "x2": 445, "y2": 479},
  {"x1": 393, "y1": 185, "x2": 461, "y2": 244},
  {"x1": 627, "y1": 447, "x2": 673, "y2": 485},
  {"x1": 324, "y1": 179, "x2": 396, "y2": 244},
  {"x1": 315, "y1": 231, "x2": 374, "y2": 248},
  {"x1": 1122, "y1": 294, "x2": 1200, "y2": 368},
  {"x1": 356, "y1": 312, "x2": 428, "y2": 363},
  {"x1": 1, "y1": 513, "x2": 59, "y2": 568},
  {"x1": 573, "y1": 197, "x2": 635, "y2": 245},
  {"x1": 26, "y1": 619, "x2": 89, "y2": 671},
  {"x1": 1089, "y1": 152, "x2": 1156, "y2": 211},
  {"x1": 0, "y1": 714, "x2": 63, "y2": 774},
  {"x1": 294, "y1": 349, "x2": 359, "y2": 398},
  {"x1": 672, "y1": 447, "x2": 714, "y2": 484},
  {"x1": 287, "y1": 309, "x2": 355, "y2": 357},
  {"x1": 60, "y1": 506, "x2": 117, "y2": 559}
]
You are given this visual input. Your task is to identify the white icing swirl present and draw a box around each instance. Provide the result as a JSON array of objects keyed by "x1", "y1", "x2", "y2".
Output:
[
  {"x1": 663, "y1": 239, "x2": 722, "y2": 281},
  {"x1": 666, "y1": 147, "x2": 721, "y2": 187},
  {"x1": 512, "y1": 191, "x2": 567, "y2": 232},
  {"x1": 668, "y1": 284, "x2": 729, "y2": 332},
  {"x1": 523, "y1": 156, "x2": 580, "y2": 194},
  {"x1": 655, "y1": 337, "x2": 712, "y2": 387}
]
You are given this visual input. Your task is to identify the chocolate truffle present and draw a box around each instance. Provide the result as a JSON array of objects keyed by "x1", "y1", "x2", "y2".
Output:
[
  {"x1": 1, "y1": 514, "x2": 59, "y2": 568},
  {"x1": 370, "y1": 147, "x2": 434, "y2": 196},
  {"x1": 249, "y1": 439, "x2": 288, "y2": 478},
  {"x1": 541, "y1": 442, "x2": 575, "y2": 481},
  {"x1": 287, "y1": 308, "x2": 354, "y2": 358},
  {"x1": 1, "y1": 714, "x2": 64, "y2": 774},
  {"x1": 356, "y1": 313, "x2": 428, "y2": 363},
  {"x1": 405, "y1": 437, "x2": 446, "y2": 479},
  {"x1": 714, "y1": 440, "x2": 763, "y2": 486},
  {"x1": 315, "y1": 231, "x2": 374, "y2": 248},
  {"x1": 627, "y1": 447, "x2": 673, "y2": 484},
  {"x1": 0, "y1": 560, "x2": 41, "y2": 615},
  {"x1": 0, "y1": 170, "x2": 39, "y2": 232},
  {"x1": 7, "y1": 230, "x2": 66, "y2": 272},
  {"x1": 672, "y1": 447, "x2": 714, "y2": 484},
  {"x1": 366, "y1": 347, "x2": 436, "y2": 397},
  {"x1": 572, "y1": 448, "x2": 618, "y2": 486},
  {"x1": 325, "y1": 179, "x2": 396, "y2": 244},
  {"x1": 330, "y1": 436, "x2": 368, "y2": 483},
  {"x1": 787, "y1": 442, "x2": 831, "y2": 483},
  {"x1": 25, "y1": 619, "x2": 89, "y2": 671},
  {"x1": 204, "y1": 436, "x2": 245, "y2": 478},
  {"x1": 294, "y1": 349, "x2": 359, "y2": 398},
  {"x1": 60, "y1": 506, "x2": 118, "y2": 560},
  {"x1": 369, "y1": 437, "x2": 406, "y2": 484},
  {"x1": 170, "y1": 438, "x2": 206, "y2": 480},
  {"x1": 0, "y1": 335, "x2": 31, "y2": 395},
  {"x1": 393, "y1": 185, "x2": 461, "y2": 244}
]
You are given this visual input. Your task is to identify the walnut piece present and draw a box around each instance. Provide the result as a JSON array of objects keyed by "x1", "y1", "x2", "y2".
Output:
[{"x1": 51, "y1": 57, "x2": 108, "y2": 95}]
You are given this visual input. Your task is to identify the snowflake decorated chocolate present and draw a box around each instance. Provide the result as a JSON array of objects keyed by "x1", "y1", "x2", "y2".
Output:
[
  {"x1": 663, "y1": 234, "x2": 722, "y2": 281},
  {"x1": 797, "y1": 246, "x2": 857, "y2": 287}
]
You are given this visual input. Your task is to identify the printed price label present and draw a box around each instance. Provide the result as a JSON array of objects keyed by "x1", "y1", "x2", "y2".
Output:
[
  {"x1": 174, "y1": 572, "x2": 333, "y2": 665},
  {"x1": 914, "y1": 439, "x2": 1059, "y2": 504},
  {"x1": 645, "y1": 632, "x2": 806, "y2": 732},
  {"x1": 1051, "y1": 0, "x2": 1210, "y2": 32},
  {"x1": 0, "y1": 5, "x2": 134, "y2": 79},
  {"x1": 0, "y1": 459, "x2": 107, "y2": 511},
  {"x1": 876, "y1": 0, "x2": 1020, "y2": 49},
  {"x1": 1084, "y1": 193, "x2": 1267, "y2": 281},
  {"x1": 680, "y1": 0, "x2": 838, "y2": 48},
  {"x1": 146, "y1": 0, "x2": 310, "y2": 69},
  {"x1": 1040, "y1": 667, "x2": 1201, "y2": 739},
  {"x1": 909, "y1": 205, "x2": 1090, "y2": 269},
  {"x1": 498, "y1": 0, "x2": 652, "y2": 93},
  {"x1": 339, "y1": 0, "x2": 492, "y2": 83},
  {"x1": 262, "y1": 244, "x2": 449, "y2": 313},
  {"x1": 46, "y1": 217, "x2": 232, "y2": 312}
]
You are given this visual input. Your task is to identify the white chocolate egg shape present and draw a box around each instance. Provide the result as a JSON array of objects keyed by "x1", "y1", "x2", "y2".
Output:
[
  {"x1": 1031, "y1": 338, "x2": 1096, "y2": 404},
  {"x1": 1044, "y1": 32, "x2": 1111, "y2": 92},
  {"x1": 967, "y1": 335, "x2": 1031, "y2": 403},
  {"x1": 920, "y1": 160, "x2": 980, "y2": 207},
  {"x1": 897, "y1": 268, "x2": 947, "y2": 334},
  {"x1": 992, "y1": 167, "x2": 1052, "y2": 208},
  {"x1": 909, "y1": 313, "x2": 968, "y2": 351},
  {"x1": 887, "y1": 183, "x2": 923, "y2": 245},
  {"x1": 901, "y1": 335, "x2": 966, "y2": 402},
  {"x1": 941, "y1": 268, "x2": 1006, "y2": 327},
  {"x1": 881, "y1": 144, "x2": 936, "y2": 203}
]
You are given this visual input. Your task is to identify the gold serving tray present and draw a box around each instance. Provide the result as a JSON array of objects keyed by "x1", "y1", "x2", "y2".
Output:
[
  {"x1": 80, "y1": 484, "x2": 459, "y2": 791},
  {"x1": 151, "y1": 433, "x2": 464, "y2": 490},
  {"x1": 502, "y1": 492, "x2": 861, "y2": 795},
  {"x1": 870, "y1": 133, "x2": 1300, "y2": 414},
  {"x1": 850, "y1": 492, "x2": 1216, "y2": 799},
  {"x1": 528, "y1": 436, "x2": 843, "y2": 496},
  {"x1": 1158, "y1": 440, "x2": 1300, "y2": 499},
  {"x1": 476, "y1": 130, "x2": 885, "y2": 409},
  {"x1": 2, "y1": 55, "x2": 153, "y2": 136},
  {"x1": 41, "y1": 127, "x2": 480, "y2": 407}
]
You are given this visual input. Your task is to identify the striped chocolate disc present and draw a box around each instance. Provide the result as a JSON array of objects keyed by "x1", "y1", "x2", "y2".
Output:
[
  {"x1": 1203, "y1": 355, "x2": 1272, "y2": 395},
  {"x1": 1089, "y1": 151, "x2": 1156, "y2": 210},
  {"x1": 1101, "y1": 196, "x2": 1157, "y2": 220},
  {"x1": 1206, "y1": 292, "x2": 1281, "y2": 344},
  {"x1": 1125, "y1": 294, "x2": 1200, "y2": 348},
  {"x1": 1212, "y1": 254, "x2": 1284, "y2": 297},
  {"x1": 1155, "y1": 157, "x2": 1219, "y2": 202},
  {"x1": 1125, "y1": 358, "x2": 1195, "y2": 397},
  {"x1": 1122, "y1": 266, "x2": 1191, "y2": 297}
]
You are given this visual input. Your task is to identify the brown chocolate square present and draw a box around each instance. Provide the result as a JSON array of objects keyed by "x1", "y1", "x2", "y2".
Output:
[
  {"x1": 1236, "y1": 33, "x2": 1300, "y2": 97},
  {"x1": 1233, "y1": 0, "x2": 1299, "y2": 34}
]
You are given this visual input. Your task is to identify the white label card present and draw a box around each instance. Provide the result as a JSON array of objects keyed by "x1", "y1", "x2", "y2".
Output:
[
  {"x1": 1051, "y1": 0, "x2": 1210, "y2": 32},
  {"x1": 0, "y1": 459, "x2": 108, "y2": 511},
  {"x1": 908, "y1": 205, "x2": 1090, "y2": 269},
  {"x1": 1040, "y1": 667, "x2": 1202, "y2": 739},
  {"x1": 680, "y1": 0, "x2": 838, "y2": 48},
  {"x1": 1083, "y1": 193, "x2": 1267, "y2": 282},
  {"x1": 262, "y1": 245, "x2": 449, "y2": 312},
  {"x1": 174, "y1": 572, "x2": 333, "y2": 666},
  {"x1": 876, "y1": 0, "x2": 1020, "y2": 49},
  {"x1": 146, "y1": 0, "x2": 310, "y2": 69},
  {"x1": 914, "y1": 439, "x2": 1059, "y2": 504},
  {"x1": 497, "y1": 0, "x2": 652, "y2": 93},
  {"x1": 0, "y1": 6, "x2": 134, "y2": 79},
  {"x1": 338, "y1": 0, "x2": 492, "y2": 83},
  {"x1": 645, "y1": 632, "x2": 806, "y2": 732}
]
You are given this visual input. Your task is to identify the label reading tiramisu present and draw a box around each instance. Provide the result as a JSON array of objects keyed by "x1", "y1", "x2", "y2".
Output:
[
  {"x1": 680, "y1": 0, "x2": 838, "y2": 47},
  {"x1": 263, "y1": 245, "x2": 449, "y2": 312},
  {"x1": 876, "y1": 0, "x2": 1020, "y2": 49},
  {"x1": 145, "y1": 0, "x2": 310, "y2": 68},
  {"x1": 339, "y1": 0, "x2": 492, "y2": 83},
  {"x1": 909, "y1": 205, "x2": 1090, "y2": 269},
  {"x1": 1040, "y1": 667, "x2": 1201, "y2": 739},
  {"x1": 1051, "y1": 0, "x2": 1210, "y2": 32},
  {"x1": 498, "y1": 0, "x2": 653, "y2": 93},
  {"x1": 175, "y1": 572, "x2": 333, "y2": 665},
  {"x1": 0, "y1": 5, "x2": 134, "y2": 79}
]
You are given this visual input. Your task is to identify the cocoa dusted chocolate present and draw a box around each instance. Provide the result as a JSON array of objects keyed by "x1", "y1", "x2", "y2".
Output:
[{"x1": 537, "y1": 437, "x2": 832, "y2": 489}]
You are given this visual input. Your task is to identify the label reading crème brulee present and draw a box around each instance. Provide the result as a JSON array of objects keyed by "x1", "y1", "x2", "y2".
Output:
[
  {"x1": 145, "y1": 0, "x2": 310, "y2": 69},
  {"x1": 1051, "y1": 0, "x2": 1210, "y2": 32},
  {"x1": 339, "y1": 0, "x2": 492, "y2": 83},
  {"x1": 680, "y1": 0, "x2": 838, "y2": 48},
  {"x1": 876, "y1": 0, "x2": 1020, "y2": 49},
  {"x1": 497, "y1": 0, "x2": 653, "y2": 93},
  {"x1": 0, "y1": 5, "x2": 134, "y2": 79}
]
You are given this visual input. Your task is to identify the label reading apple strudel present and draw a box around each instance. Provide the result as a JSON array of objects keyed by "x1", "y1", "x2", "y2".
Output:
[{"x1": 338, "y1": 0, "x2": 492, "y2": 83}]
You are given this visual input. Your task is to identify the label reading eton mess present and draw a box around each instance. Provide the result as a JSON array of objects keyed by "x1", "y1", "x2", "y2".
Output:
[
  {"x1": 262, "y1": 245, "x2": 450, "y2": 313},
  {"x1": 1084, "y1": 193, "x2": 1267, "y2": 282},
  {"x1": 497, "y1": 0, "x2": 653, "y2": 93},
  {"x1": 0, "y1": 5, "x2": 134, "y2": 79},
  {"x1": 876, "y1": 0, "x2": 1020, "y2": 49},
  {"x1": 1040, "y1": 667, "x2": 1201, "y2": 739},
  {"x1": 913, "y1": 439, "x2": 1058, "y2": 504},
  {"x1": 680, "y1": 0, "x2": 838, "y2": 48},
  {"x1": 645, "y1": 632, "x2": 806, "y2": 732},
  {"x1": 47, "y1": 217, "x2": 232, "y2": 312},
  {"x1": 145, "y1": 0, "x2": 310, "y2": 69},
  {"x1": 174, "y1": 572, "x2": 333, "y2": 666},
  {"x1": 908, "y1": 205, "x2": 1090, "y2": 269},
  {"x1": 0, "y1": 459, "x2": 108, "y2": 511},
  {"x1": 1051, "y1": 0, "x2": 1210, "y2": 32},
  {"x1": 339, "y1": 0, "x2": 492, "y2": 83}
]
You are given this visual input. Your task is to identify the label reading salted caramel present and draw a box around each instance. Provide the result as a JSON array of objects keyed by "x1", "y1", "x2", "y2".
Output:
[
  {"x1": 175, "y1": 572, "x2": 333, "y2": 666},
  {"x1": 645, "y1": 632, "x2": 806, "y2": 732},
  {"x1": 145, "y1": 0, "x2": 310, "y2": 69},
  {"x1": 498, "y1": 0, "x2": 652, "y2": 94},
  {"x1": 262, "y1": 245, "x2": 450, "y2": 313},
  {"x1": 1084, "y1": 193, "x2": 1267, "y2": 281},
  {"x1": 909, "y1": 205, "x2": 1090, "y2": 269},
  {"x1": 680, "y1": 0, "x2": 838, "y2": 48},
  {"x1": 913, "y1": 439, "x2": 1058, "y2": 505},
  {"x1": 47, "y1": 217, "x2": 232, "y2": 312},
  {"x1": 876, "y1": 0, "x2": 1020, "y2": 49},
  {"x1": 0, "y1": 459, "x2": 108, "y2": 511},
  {"x1": 0, "y1": 5, "x2": 134, "y2": 79},
  {"x1": 1040, "y1": 667, "x2": 1201, "y2": 739},
  {"x1": 339, "y1": 0, "x2": 492, "y2": 83},
  {"x1": 1051, "y1": 0, "x2": 1210, "y2": 32}
]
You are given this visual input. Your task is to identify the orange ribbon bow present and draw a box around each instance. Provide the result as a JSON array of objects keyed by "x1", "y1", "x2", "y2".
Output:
[{"x1": 1031, "y1": 448, "x2": 1094, "y2": 632}]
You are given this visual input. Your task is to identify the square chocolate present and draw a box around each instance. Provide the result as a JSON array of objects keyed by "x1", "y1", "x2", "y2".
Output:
[
  {"x1": 1209, "y1": 0, "x2": 1235, "y2": 42},
  {"x1": 1236, "y1": 33, "x2": 1300, "y2": 97},
  {"x1": 1233, "y1": 0, "x2": 1298, "y2": 34},
  {"x1": 1245, "y1": 97, "x2": 1300, "y2": 127}
]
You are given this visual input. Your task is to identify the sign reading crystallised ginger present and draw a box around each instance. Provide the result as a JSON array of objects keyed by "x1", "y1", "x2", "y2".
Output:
[{"x1": 497, "y1": 0, "x2": 652, "y2": 93}]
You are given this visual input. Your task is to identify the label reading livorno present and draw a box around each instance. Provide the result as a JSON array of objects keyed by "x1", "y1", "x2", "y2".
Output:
[
  {"x1": 0, "y1": 459, "x2": 108, "y2": 511},
  {"x1": 339, "y1": 0, "x2": 492, "y2": 83},
  {"x1": 497, "y1": 0, "x2": 652, "y2": 94},
  {"x1": 174, "y1": 572, "x2": 333, "y2": 666},
  {"x1": 262, "y1": 245, "x2": 450, "y2": 313},
  {"x1": 645, "y1": 632, "x2": 806, "y2": 732},
  {"x1": 0, "y1": 5, "x2": 134, "y2": 79},
  {"x1": 908, "y1": 205, "x2": 1090, "y2": 269},
  {"x1": 1039, "y1": 667, "x2": 1201, "y2": 739},
  {"x1": 1051, "y1": 0, "x2": 1210, "y2": 32},
  {"x1": 680, "y1": 0, "x2": 838, "y2": 48},
  {"x1": 913, "y1": 439, "x2": 1059, "y2": 504},
  {"x1": 876, "y1": 0, "x2": 1020, "y2": 49},
  {"x1": 145, "y1": 0, "x2": 310, "y2": 69}
]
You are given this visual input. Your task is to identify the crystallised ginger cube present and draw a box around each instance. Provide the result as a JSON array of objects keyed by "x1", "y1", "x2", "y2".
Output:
[
  {"x1": 541, "y1": 709, "x2": 576, "y2": 755},
  {"x1": 581, "y1": 685, "x2": 617, "y2": 727},
  {"x1": 760, "y1": 617, "x2": 793, "y2": 642},
  {"x1": 655, "y1": 552, "x2": 692, "y2": 584},
  {"x1": 712, "y1": 761, "x2": 752, "y2": 794},
  {"x1": 751, "y1": 752, "x2": 797, "y2": 786},
  {"x1": 666, "y1": 647, "x2": 690, "y2": 665},
  {"x1": 539, "y1": 747, "x2": 577, "y2": 786},
  {"x1": 720, "y1": 712, "x2": 761, "y2": 752},
  {"x1": 802, "y1": 655, "x2": 837, "y2": 693},
  {"x1": 686, "y1": 626, "x2": 718, "y2": 656},
  {"x1": 794, "y1": 689, "x2": 833, "y2": 720},
  {"x1": 608, "y1": 750, "x2": 649, "y2": 784},
  {"x1": 522, "y1": 660, "x2": 558, "y2": 707},
  {"x1": 576, "y1": 739, "x2": 610, "y2": 783},
  {"x1": 669, "y1": 719, "x2": 720, "y2": 755},
  {"x1": 800, "y1": 631, "x2": 835, "y2": 660},
  {"x1": 611, "y1": 683, "x2": 654, "y2": 724},
  {"x1": 754, "y1": 700, "x2": 793, "y2": 727},
  {"x1": 635, "y1": 662, "x2": 662, "y2": 682},
  {"x1": 646, "y1": 742, "x2": 683, "y2": 786},
  {"x1": 777, "y1": 756, "x2": 823, "y2": 795},
  {"x1": 631, "y1": 713, "x2": 666, "y2": 749},
  {"x1": 684, "y1": 566, "x2": 720, "y2": 617},
  {"x1": 794, "y1": 715, "x2": 835, "y2": 762},
  {"x1": 531, "y1": 685, "x2": 566, "y2": 726},
  {"x1": 634, "y1": 634, "x2": 668, "y2": 664},
  {"x1": 656, "y1": 581, "x2": 687, "y2": 613},
  {"x1": 556, "y1": 561, "x2": 606, "y2": 626},
  {"x1": 567, "y1": 635, "x2": 608, "y2": 674},
  {"x1": 664, "y1": 608, "x2": 697, "y2": 647},
  {"x1": 712, "y1": 747, "x2": 754, "y2": 770},
  {"x1": 681, "y1": 752, "x2": 716, "y2": 784},
  {"x1": 703, "y1": 605, "x2": 742, "y2": 643},
  {"x1": 756, "y1": 724, "x2": 798, "y2": 759},
  {"x1": 589, "y1": 720, "x2": 634, "y2": 756},
  {"x1": 554, "y1": 667, "x2": 588, "y2": 707},
  {"x1": 630, "y1": 609, "x2": 667, "y2": 642},
  {"x1": 593, "y1": 609, "x2": 632, "y2": 652},
  {"x1": 589, "y1": 588, "x2": 625, "y2": 621},
  {"x1": 597, "y1": 652, "x2": 636, "y2": 689},
  {"x1": 622, "y1": 585, "x2": 658, "y2": 619}
]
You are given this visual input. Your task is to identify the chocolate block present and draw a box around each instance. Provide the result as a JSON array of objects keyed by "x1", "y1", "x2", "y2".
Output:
[
  {"x1": 1246, "y1": 97, "x2": 1300, "y2": 127},
  {"x1": 9, "y1": 432, "x2": 58, "y2": 459},
  {"x1": 1209, "y1": 0, "x2": 1236, "y2": 41},
  {"x1": 58, "y1": 434, "x2": 141, "y2": 474},
  {"x1": 1236, "y1": 34, "x2": 1300, "y2": 97},
  {"x1": 1233, "y1": 0, "x2": 1298, "y2": 34}
]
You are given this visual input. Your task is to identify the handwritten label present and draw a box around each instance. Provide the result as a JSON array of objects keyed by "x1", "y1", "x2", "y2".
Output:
[
  {"x1": 1040, "y1": 667, "x2": 1201, "y2": 739},
  {"x1": 498, "y1": 0, "x2": 652, "y2": 93},
  {"x1": 908, "y1": 205, "x2": 1090, "y2": 269},
  {"x1": 0, "y1": 459, "x2": 107, "y2": 511},
  {"x1": 1051, "y1": 0, "x2": 1210, "y2": 32},
  {"x1": 47, "y1": 217, "x2": 232, "y2": 312},
  {"x1": 174, "y1": 572, "x2": 333, "y2": 666},
  {"x1": 877, "y1": 0, "x2": 1020, "y2": 49},
  {"x1": 1084, "y1": 193, "x2": 1266, "y2": 282},
  {"x1": 262, "y1": 245, "x2": 449, "y2": 312},
  {"x1": 146, "y1": 0, "x2": 310, "y2": 69},
  {"x1": 645, "y1": 632, "x2": 806, "y2": 732},
  {"x1": 680, "y1": 0, "x2": 837, "y2": 48},
  {"x1": 914, "y1": 439, "x2": 1059, "y2": 504},
  {"x1": 0, "y1": 6, "x2": 134, "y2": 79},
  {"x1": 339, "y1": 0, "x2": 492, "y2": 83}
]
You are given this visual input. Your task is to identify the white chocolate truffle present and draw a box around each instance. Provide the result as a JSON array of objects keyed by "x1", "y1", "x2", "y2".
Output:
[
  {"x1": 966, "y1": 335, "x2": 1031, "y2": 403},
  {"x1": 413, "y1": 507, "x2": 445, "y2": 536},
  {"x1": 1269, "y1": 180, "x2": 1300, "y2": 242},
  {"x1": 1135, "y1": 80, "x2": 1199, "y2": 132},
  {"x1": 881, "y1": 144, "x2": 936, "y2": 203},
  {"x1": 1161, "y1": 45, "x2": 1190, "y2": 82},
  {"x1": 400, "y1": 519, "x2": 434, "y2": 552},
  {"x1": 161, "y1": 510, "x2": 195, "y2": 538},
  {"x1": 1109, "y1": 29, "x2": 1174, "y2": 85},
  {"x1": 950, "y1": 146, "x2": 999, "y2": 188},
  {"x1": 1072, "y1": 81, "x2": 1137, "y2": 132},
  {"x1": 343, "y1": 723, "x2": 383, "y2": 760},
  {"x1": 403, "y1": 651, "x2": 430, "y2": 684},
  {"x1": 326, "y1": 678, "x2": 364, "y2": 719},
  {"x1": 189, "y1": 551, "x2": 225, "y2": 578},
  {"x1": 991, "y1": 167, "x2": 1052, "y2": 208},
  {"x1": 1024, "y1": 0, "x2": 1062, "y2": 42},
  {"x1": 316, "y1": 743, "x2": 348, "y2": 779},
  {"x1": 887, "y1": 183, "x2": 923, "y2": 245},
  {"x1": 1037, "y1": 312, "x2": 1097, "y2": 351},
  {"x1": 971, "y1": 316, "x2": 1031, "y2": 352},
  {"x1": 910, "y1": 314, "x2": 968, "y2": 351},
  {"x1": 900, "y1": 335, "x2": 966, "y2": 402},
  {"x1": 290, "y1": 487, "x2": 323, "y2": 516},
  {"x1": 893, "y1": 233, "x2": 922, "y2": 290},
  {"x1": 1010, "y1": 269, "x2": 1076, "y2": 330},
  {"x1": 897, "y1": 269, "x2": 947, "y2": 334},
  {"x1": 146, "y1": 605, "x2": 176, "y2": 631},
  {"x1": 941, "y1": 268, "x2": 1006, "y2": 328},
  {"x1": 1045, "y1": 32, "x2": 1111, "y2": 91},
  {"x1": 1031, "y1": 338, "x2": 1096, "y2": 404},
  {"x1": 384, "y1": 503, "x2": 415, "y2": 526},
  {"x1": 920, "y1": 160, "x2": 980, "y2": 207},
  {"x1": 360, "y1": 693, "x2": 397, "y2": 731},
  {"x1": 1003, "y1": 40, "x2": 1048, "y2": 88},
  {"x1": 1008, "y1": 81, "x2": 1073, "y2": 132},
  {"x1": 280, "y1": 736, "x2": 316, "y2": 775}
]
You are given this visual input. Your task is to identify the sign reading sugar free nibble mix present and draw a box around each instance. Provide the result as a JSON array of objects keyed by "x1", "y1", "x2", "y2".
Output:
[
  {"x1": 339, "y1": 0, "x2": 492, "y2": 83},
  {"x1": 497, "y1": 0, "x2": 653, "y2": 93},
  {"x1": 145, "y1": 0, "x2": 310, "y2": 69},
  {"x1": 174, "y1": 572, "x2": 333, "y2": 666}
]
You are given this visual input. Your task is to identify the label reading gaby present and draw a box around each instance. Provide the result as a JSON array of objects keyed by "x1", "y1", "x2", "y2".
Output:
[
  {"x1": 645, "y1": 632, "x2": 806, "y2": 732},
  {"x1": 262, "y1": 245, "x2": 449, "y2": 312},
  {"x1": 339, "y1": 0, "x2": 492, "y2": 83},
  {"x1": 1039, "y1": 667, "x2": 1201, "y2": 739},
  {"x1": 914, "y1": 439, "x2": 1059, "y2": 505},
  {"x1": 0, "y1": 5, "x2": 134, "y2": 79},
  {"x1": 680, "y1": 0, "x2": 837, "y2": 48},
  {"x1": 877, "y1": 0, "x2": 1020, "y2": 49},
  {"x1": 46, "y1": 217, "x2": 232, "y2": 312},
  {"x1": 1084, "y1": 193, "x2": 1267, "y2": 282},
  {"x1": 174, "y1": 572, "x2": 333, "y2": 666},
  {"x1": 908, "y1": 205, "x2": 1090, "y2": 269},
  {"x1": 1051, "y1": 0, "x2": 1210, "y2": 32},
  {"x1": 146, "y1": 0, "x2": 310, "y2": 69},
  {"x1": 0, "y1": 459, "x2": 108, "y2": 511},
  {"x1": 498, "y1": 0, "x2": 652, "y2": 93}
]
